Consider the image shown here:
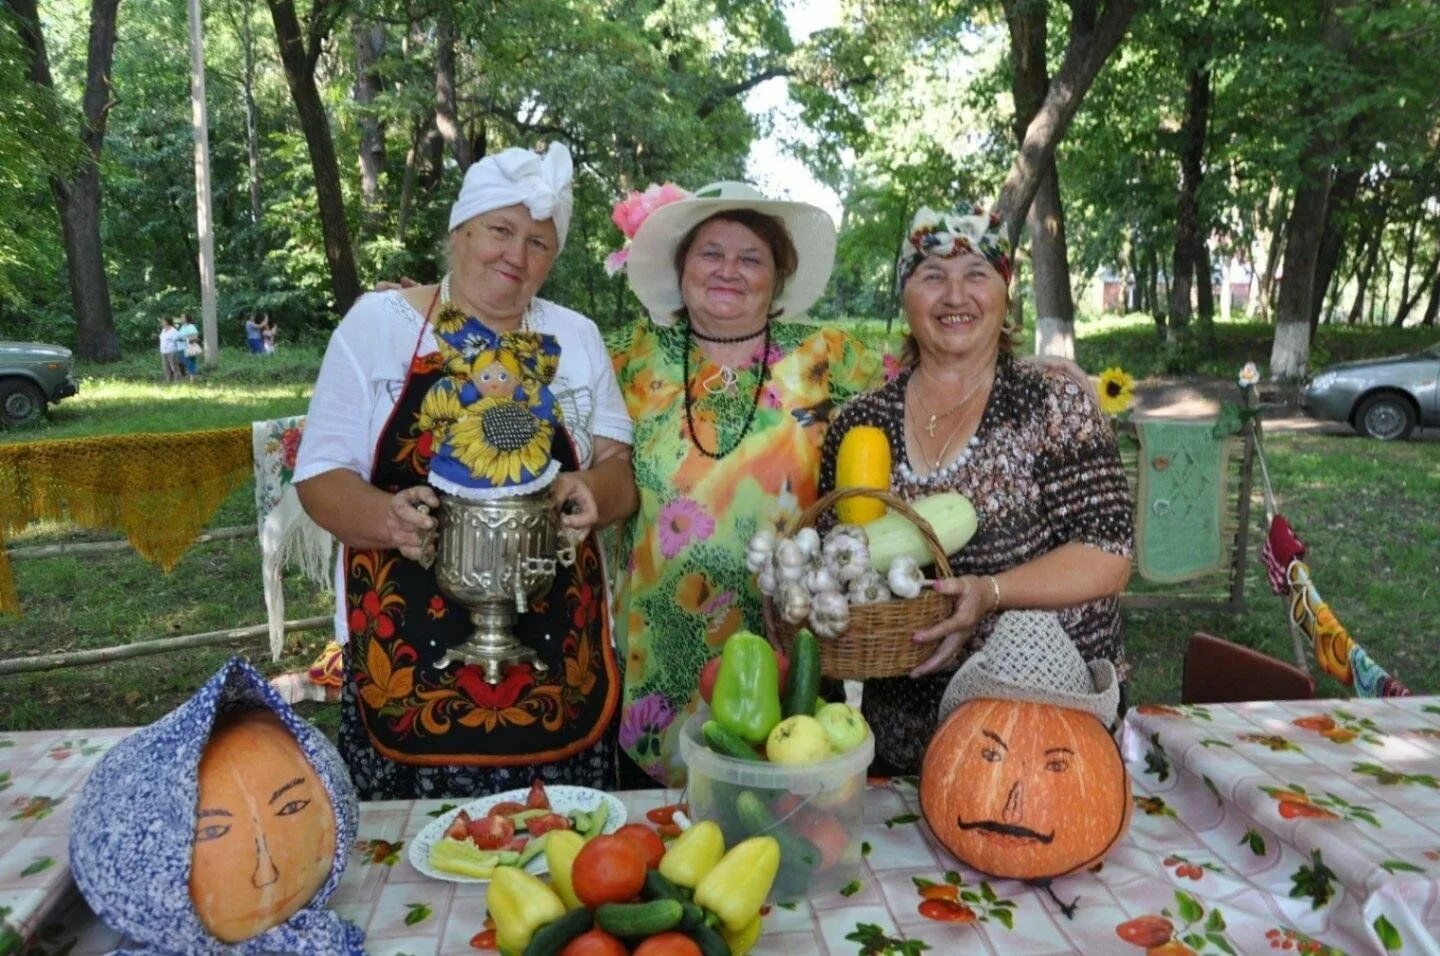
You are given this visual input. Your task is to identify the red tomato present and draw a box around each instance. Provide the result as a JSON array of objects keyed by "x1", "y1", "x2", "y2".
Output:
[
  {"x1": 468, "y1": 813, "x2": 514, "y2": 850},
  {"x1": 698, "y1": 656, "x2": 723, "y2": 704},
  {"x1": 527, "y1": 812, "x2": 572, "y2": 836},
  {"x1": 445, "y1": 809, "x2": 473, "y2": 841},
  {"x1": 468, "y1": 928, "x2": 498, "y2": 950},
  {"x1": 796, "y1": 810, "x2": 849, "y2": 871},
  {"x1": 503, "y1": 835, "x2": 528, "y2": 853},
  {"x1": 645, "y1": 803, "x2": 688, "y2": 826},
  {"x1": 560, "y1": 929, "x2": 628, "y2": 956},
  {"x1": 489, "y1": 801, "x2": 527, "y2": 817},
  {"x1": 771, "y1": 793, "x2": 803, "y2": 819},
  {"x1": 526, "y1": 779, "x2": 551, "y2": 810},
  {"x1": 775, "y1": 650, "x2": 790, "y2": 695},
  {"x1": 572, "y1": 835, "x2": 647, "y2": 908},
  {"x1": 917, "y1": 898, "x2": 976, "y2": 923},
  {"x1": 613, "y1": 823, "x2": 666, "y2": 869},
  {"x1": 633, "y1": 932, "x2": 702, "y2": 956}
]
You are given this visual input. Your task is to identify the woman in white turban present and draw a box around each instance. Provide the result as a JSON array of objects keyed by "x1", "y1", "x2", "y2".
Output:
[{"x1": 295, "y1": 144, "x2": 637, "y2": 798}]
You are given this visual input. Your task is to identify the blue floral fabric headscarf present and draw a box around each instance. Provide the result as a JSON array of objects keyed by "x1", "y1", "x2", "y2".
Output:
[{"x1": 68, "y1": 657, "x2": 364, "y2": 954}]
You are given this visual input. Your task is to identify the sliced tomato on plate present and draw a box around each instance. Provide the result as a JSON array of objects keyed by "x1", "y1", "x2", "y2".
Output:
[
  {"x1": 526, "y1": 812, "x2": 571, "y2": 836},
  {"x1": 445, "y1": 809, "x2": 473, "y2": 841},
  {"x1": 503, "y1": 835, "x2": 529, "y2": 853},
  {"x1": 468, "y1": 813, "x2": 515, "y2": 850},
  {"x1": 526, "y1": 778, "x2": 551, "y2": 810},
  {"x1": 489, "y1": 800, "x2": 527, "y2": 817}
]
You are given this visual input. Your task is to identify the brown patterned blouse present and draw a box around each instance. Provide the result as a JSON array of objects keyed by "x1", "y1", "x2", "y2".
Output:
[{"x1": 818, "y1": 354, "x2": 1135, "y2": 772}]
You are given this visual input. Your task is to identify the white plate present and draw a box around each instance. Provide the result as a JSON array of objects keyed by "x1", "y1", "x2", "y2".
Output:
[{"x1": 409, "y1": 785, "x2": 627, "y2": 883}]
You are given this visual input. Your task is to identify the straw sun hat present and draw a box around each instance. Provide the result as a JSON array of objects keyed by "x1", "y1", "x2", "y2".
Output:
[
  {"x1": 938, "y1": 611, "x2": 1121, "y2": 728},
  {"x1": 624, "y1": 181, "x2": 838, "y2": 326}
]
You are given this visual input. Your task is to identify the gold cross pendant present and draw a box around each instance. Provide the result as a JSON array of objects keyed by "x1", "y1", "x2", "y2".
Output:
[{"x1": 925, "y1": 416, "x2": 938, "y2": 437}]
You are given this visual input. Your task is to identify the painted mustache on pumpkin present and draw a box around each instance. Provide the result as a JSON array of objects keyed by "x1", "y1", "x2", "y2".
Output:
[{"x1": 955, "y1": 817, "x2": 1054, "y2": 844}]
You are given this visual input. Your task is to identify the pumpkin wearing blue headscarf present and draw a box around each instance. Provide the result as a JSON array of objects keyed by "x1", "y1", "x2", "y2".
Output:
[{"x1": 69, "y1": 657, "x2": 364, "y2": 954}]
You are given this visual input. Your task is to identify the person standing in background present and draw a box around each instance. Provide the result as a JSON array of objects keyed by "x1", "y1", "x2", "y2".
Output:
[
  {"x1": 176, "y1": 313, "x2": 200, "y2": 379},
  {"x1": 159, "y1": 317, "x2": 181, "y2": 381},
  {"x1": 244, "y1": 314, "x2": 266, "y2": 353}
]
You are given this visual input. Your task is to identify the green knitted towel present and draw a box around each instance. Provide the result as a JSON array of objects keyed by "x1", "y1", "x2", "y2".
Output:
[{"x1": 1135, "y1": 420, "x2": 1232, "y2": 583}]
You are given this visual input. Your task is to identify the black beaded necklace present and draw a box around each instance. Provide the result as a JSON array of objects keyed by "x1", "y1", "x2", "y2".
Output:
[
  {"x1": 689, "y1": 323, "x2": 768, "y2": 344},
  {"x1": 682, "y1": 320, "x2": 772, "y2": 460}
]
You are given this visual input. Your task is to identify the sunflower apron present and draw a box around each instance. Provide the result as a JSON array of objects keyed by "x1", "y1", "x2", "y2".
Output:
[{"x1": 337, "y1": 310, "x2": 620, "y2": 800}]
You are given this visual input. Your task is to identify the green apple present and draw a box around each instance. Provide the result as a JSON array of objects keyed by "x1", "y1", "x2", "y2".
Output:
[
  {"x1": 815, "y1": 702, "x2": 871, "y2": 754},
  {"x1": 765, "y1": 715, "x2": 832, "y2": 765}
]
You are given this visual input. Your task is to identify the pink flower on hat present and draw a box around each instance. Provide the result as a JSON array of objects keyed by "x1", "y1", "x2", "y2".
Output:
[{"x1": 606, "y1": 182, "x2": 692, "y2": 276}]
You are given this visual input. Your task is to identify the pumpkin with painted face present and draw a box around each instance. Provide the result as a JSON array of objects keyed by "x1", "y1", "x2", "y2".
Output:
[
  {"x1": 190, "y1": 709, "x2": 338, "y2": 942},
  {"x1": 920, "y1": 697, "x2": 1130, "y2": 881}
]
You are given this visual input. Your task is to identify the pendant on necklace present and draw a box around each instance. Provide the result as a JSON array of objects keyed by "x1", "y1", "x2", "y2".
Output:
[
  {"x1": 701, "y1": 366, "x2": 739, "y2": 394},
  {"x1": 925, "y1": 416, "x2": 938, "y2": 438}
]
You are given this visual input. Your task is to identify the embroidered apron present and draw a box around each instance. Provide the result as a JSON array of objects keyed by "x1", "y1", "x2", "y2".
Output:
[{"x1": 344, "y1": 318, "x2": 618, "y2": 768}]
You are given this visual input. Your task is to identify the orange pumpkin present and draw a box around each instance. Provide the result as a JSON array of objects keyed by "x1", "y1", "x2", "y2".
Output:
[
  {"x1": 189, "y1": 710, "x2": 337, "y2": 942},
  {"x1": 920, "y1": 698, "x2": 1130, "y2": 881}
]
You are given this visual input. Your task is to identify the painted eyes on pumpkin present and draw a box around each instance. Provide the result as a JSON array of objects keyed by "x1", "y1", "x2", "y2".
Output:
[
  {"x1": 276, "y1": 798, "x2": 311, "y2": 817},
  {"x1": 1044, "y1": 747, "x2": 1075, "y2": 773},
  {"x1": 195, "y1": 822, "x2": 231, "y2": 842},
  {"x1": 980, "y1": 747, "x2": 1003, "y2": 763}
]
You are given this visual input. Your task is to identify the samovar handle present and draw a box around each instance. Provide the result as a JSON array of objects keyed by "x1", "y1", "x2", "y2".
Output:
[{"x1": 414, "y1": 502, "x2": 437, "y2": 570}]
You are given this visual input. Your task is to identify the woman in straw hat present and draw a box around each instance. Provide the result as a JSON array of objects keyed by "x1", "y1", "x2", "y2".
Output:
[
  {"x1": 819, "y1": 203, "x2": 1134, "y2": 775},
  {"x1": 294, "y1": 144, "x2": 637, "y2": 798},
  {"x1": 606, "y1": 182, "x2": 881, "y2": 785}
]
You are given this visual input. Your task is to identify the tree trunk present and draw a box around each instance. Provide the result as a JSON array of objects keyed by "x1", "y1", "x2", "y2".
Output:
[
  {"x1": 995, "y1": 0, "x2": 1138, "y2": 246},
  {"x1": 1004, "y1": 0, "x2": 1076, "y2": 357},
  {"x1": 1269, "y1": 167, "x2": 1331, "y2": 379},
  {"x1": 1195, "y1": 234, "x2": 1215, "y2": 325},
  {"x1": 1393, "y1": 251, "x2": 1439, "y2": 327},
  {"x1": 1346, "y1": 218, "x2": 1383, "y2": 323},
  {"x1": 1168, "y1": 61, "x2": 1211, "y2": 343},
  {"x1": 434, "y1": 4, "x2": 471, "y2": 172},
  {"x1": 1252, "y1": 188, "x2": 1287, "y2": 321},
  {"x1": 1420, "y1": 272, "x2": 1440, "y2": 326},
  {"x1": 7, "y1": 0, "x2": 121, "y2": 361},
  {"x1": 353, "y1": 19, "x2": 386, "y2": 226},
  {"x1": 396, "y1": 112, "x2": 434, "y2": 243},
  {"x1": 266, "y1": 0, "x2": 360, "y2": 313},
  {"x1": 233, "y1": 0, "x2": 262, "y2": 222},
  {"x1": 1308, "y1": 167, "x2": 1361, "y2": 331},
  {"x1": 188, "y1": 0, "x2": 217, "y2": 364}
]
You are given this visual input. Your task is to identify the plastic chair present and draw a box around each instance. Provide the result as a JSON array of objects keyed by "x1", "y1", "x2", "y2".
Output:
[{"x1": 1180, "y1": 632, "x2": 1316, "y2": 704}]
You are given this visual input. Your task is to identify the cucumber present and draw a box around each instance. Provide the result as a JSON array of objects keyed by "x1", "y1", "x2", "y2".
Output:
[
  {"x1": 568, "y1": 807, "x2": 592, "y2": 834},
  {"x1": 733, "y1": 791, "x2": 821, "y2": 871},
  {"x1": 582, "y1": 799, "x2": 609, "y2": 837},
  {"x1": 594, "y1": 899, "x2": 685, "y2": 938},
  {"x1": 685, "y1": 922, "x2": 732, "y2": 956},
  {"x1": 645, "y1": 873, "x2": 705, "y2": 931},
  {"x1": 521, "y1": 907, "x2": 593, "y2": 956},
  {"x1": 702, "y1": 719, "x2": 763, "y2": 761},
  {"x1": 494, "y1": 850, "x2": 522, "y2": 866},
  {"x1": 782, "y1": 629, "x2": 821, "y2": 718},
  {"x1": 516, "y1": 831, "x2": 549, "y2": 868},
  {"x1": 510, "y1": 808, "x2": 549, "y2": 827}
]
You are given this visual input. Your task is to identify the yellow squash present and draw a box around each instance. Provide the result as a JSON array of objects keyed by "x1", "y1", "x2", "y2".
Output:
[{"x1": 834, "y1": 425, "x2": 891, "y2": 523}]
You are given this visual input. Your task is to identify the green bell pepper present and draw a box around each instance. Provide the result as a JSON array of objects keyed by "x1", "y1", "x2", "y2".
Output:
[{"x1": 710, "y1": 630, "x2": 782, "y2": 745}]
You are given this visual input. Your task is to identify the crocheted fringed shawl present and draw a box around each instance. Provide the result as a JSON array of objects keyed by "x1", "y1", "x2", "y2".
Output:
[
  {"x1": 69, "y1": 657, "x2": 365, "y2": 954},
  {"x1": 0, "y1": 426, "x2": 253, "y2": 613}
]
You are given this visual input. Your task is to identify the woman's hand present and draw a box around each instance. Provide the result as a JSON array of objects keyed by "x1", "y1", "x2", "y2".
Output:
[
  {"x1": 550, "y1": 473, "x2": 599, "y2": 540},
  {"x1": 908, "y1": 574, "x2": 998, "y2": 678},
  {"x1": 387, "y1": 485, "x2": 440, "y2": 561}
]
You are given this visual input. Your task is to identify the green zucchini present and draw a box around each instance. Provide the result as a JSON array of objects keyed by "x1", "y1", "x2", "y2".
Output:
[
  {"x1": 864, "y1": 490, "x2": 977, "y2": 574},
  {"x1": 782, "y1": 629, "x2": 821, "y2": 718},
  {"x1": 594, "y1": 899, "x2": 685, "y2": 938},
  {"x1": 702, "y1": 719, "x2": 763, "y2": 761},
  {"x1": 521, "y1": 907, "x2": 593, "y2": 956}
]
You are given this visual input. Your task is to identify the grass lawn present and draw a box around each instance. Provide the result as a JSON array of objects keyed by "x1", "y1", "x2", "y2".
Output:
[{"x1": 2, "y1": 319, "x2": 1436, "y2": 731}]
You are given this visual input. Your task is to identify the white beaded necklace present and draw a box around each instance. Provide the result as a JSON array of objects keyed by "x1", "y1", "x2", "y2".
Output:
[{"x1": 439, "y1": 273, "x2": 532, "y2": 333}]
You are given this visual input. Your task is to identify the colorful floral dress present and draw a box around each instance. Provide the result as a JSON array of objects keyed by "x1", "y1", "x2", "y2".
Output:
[{"x1": 607, "y1": 319, "x2": 880, "y2": 784}]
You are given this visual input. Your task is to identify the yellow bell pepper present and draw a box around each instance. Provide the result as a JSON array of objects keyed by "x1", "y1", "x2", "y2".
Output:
[
  {"x1": 658, "y1": 819, "x2": 726, "y2": 890},
  {"x1": 721, "y1": 914, "x2": 764, "y2": 955},
  {"x1": 543, "y1": 829, "x2": 586, "y2": 909},
  {"x1": 488, "y1": 865, "x2": 565, "y2": 953},
  {"x1": 693, "y1": 835, "x2": 779, "y2": 933}
]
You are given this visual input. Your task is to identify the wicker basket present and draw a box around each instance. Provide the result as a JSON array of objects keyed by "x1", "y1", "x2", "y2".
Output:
[{"x1": 764, "y1": 487, "x2": 957, "y2": 680}]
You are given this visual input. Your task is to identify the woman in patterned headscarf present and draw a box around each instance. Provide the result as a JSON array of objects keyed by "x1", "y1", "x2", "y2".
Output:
[
  {"x1": 294, "y1": 144, "x2": 637, "y2": 799},
  {"x1": 819, "y1": 204, "x2": 1135, "y2": 775}
]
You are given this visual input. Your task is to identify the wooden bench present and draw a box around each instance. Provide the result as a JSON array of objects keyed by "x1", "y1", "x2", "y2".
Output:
[{"x1": 1116, "y1": 418, "x2": 1259, "y2": 615}]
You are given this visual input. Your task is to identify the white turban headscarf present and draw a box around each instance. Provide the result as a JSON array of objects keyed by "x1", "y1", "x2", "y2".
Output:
[{"x1": 448, "y1": 143, "x2": 574, "y2": 250}]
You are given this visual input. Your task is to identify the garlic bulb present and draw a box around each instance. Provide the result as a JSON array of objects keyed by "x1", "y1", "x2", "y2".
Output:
[
  {"x1": 848, "y1": 570, "x2": 891, "y2": 605},
  {"x1": 779, "y1": 582, "x2": 813, "y2": 625},
  {"x1": 822, "y1": 532, "x2": 871, "y2": 583},
  {"x1": 803, "y1": 565, "x2": 840, "y2": 595},
  {"x1": 886, "y1": 555, "x2": 924, "y2": 599},
  {"x1": 745, "y1": 528, "x2": 778, "y2": 573},
  {"x1": 773, "y1": 539, "x2": 808, "y2": 582},
  {"x1": 793, "y1": 527, "x2": 821, "y2": 558},
  {"x1": 809, "y1": 589, "x2": 850, "y2": 638},
  {"x1": 829, "y1": 523, "x2": 869, "y2": 547},
  {"x1": 756, "y1": 564, "x2": 778, "y2": 597}
]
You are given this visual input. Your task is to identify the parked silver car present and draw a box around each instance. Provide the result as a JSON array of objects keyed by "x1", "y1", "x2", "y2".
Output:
[
  {"x1": 1302, "y1": 342, "x2": 1440, "y2": 440},
  {"x1": 0, "y1": 341, "x2": 79, "y2": 426}
]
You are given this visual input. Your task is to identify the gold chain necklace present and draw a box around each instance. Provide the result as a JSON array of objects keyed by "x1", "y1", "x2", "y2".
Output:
[{"x1": 908, "y1": 370, "x2": 991, "y2": 438}]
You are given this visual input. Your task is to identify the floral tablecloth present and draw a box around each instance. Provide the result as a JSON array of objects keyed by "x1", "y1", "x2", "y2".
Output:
[{"x1": 8, "y1": 698, "x2": 1440, "y2": 954}]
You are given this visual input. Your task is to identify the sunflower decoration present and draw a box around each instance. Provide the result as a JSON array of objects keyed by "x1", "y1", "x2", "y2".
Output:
[
  {"x1": 1097, "y1": 366, "x2": 1135, "y2": 417},
  {"x1": 423, "y1": 311, "x2": 565, "y2": 499}
]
